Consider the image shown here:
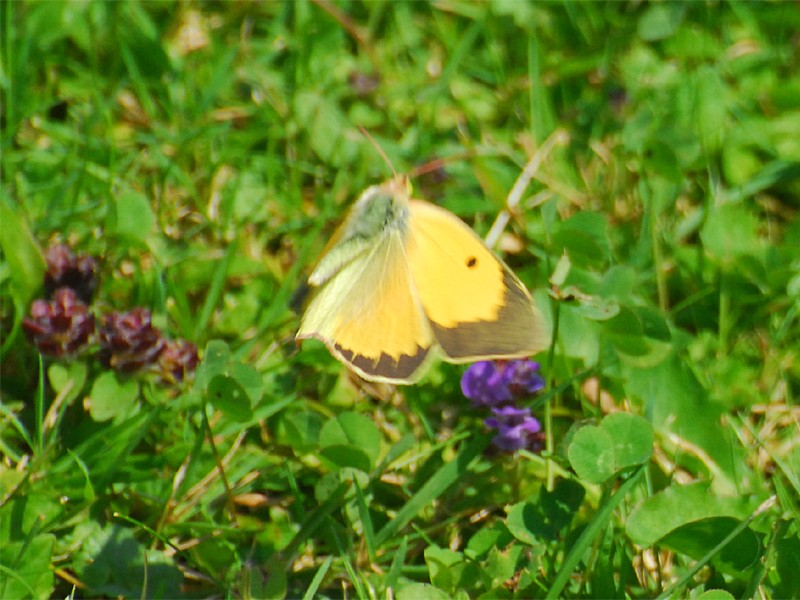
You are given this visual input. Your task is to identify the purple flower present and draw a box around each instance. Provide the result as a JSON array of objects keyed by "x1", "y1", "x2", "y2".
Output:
[
  {"x1": 461, "y1": 361, "x2": 513, "y2": 407},
  {"x1": 485, "y1": 406, "x2": 543, "y2": 452},
  {"x1": 462, "y1": 359, "x2": 546, "y2": 453},
  {"x1": 461, "y1": 360, "x2": 544, "y2": 407},
  {"x1": 505, "y1": 360, "x2": 545, "y2": 397}
]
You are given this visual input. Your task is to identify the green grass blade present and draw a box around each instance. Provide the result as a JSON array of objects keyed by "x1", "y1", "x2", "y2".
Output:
[
  {"x1": 656, "y1": 496, "x2": 777, "y2": 600},
  {"x1": 194, "y1": 242, "x2": 237, "y2": 341},
  {"x1": 355, "y1": 480, "x2": 377, "y2": 563},
  {"x1": 302, "y1": 556, "x2": 333, "y2": 600},
  {"x1": 547, "y1": 465, "x2": 646, "y2": 599},
  {"x1": 374, "y1": 435, "x2": 488, "y2": 547}
]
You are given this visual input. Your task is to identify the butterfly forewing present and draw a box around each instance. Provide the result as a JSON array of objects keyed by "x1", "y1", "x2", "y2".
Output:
[{"x1": 406, "y1": 200, "x2": 546, "y2": 361}]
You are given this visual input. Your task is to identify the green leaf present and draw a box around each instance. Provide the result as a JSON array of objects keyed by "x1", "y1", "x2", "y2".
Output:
[
  {"x1": 697, "y1": 591, "x2": 735, "y2": 600},
  {"x1": 0, "y1": 199, "x2": 46, "y2": 307},
  {"x1": 0, "y1": 534, "x2": 55, "y2": 599},
  {"x1": 319, "y1": 412, "x2": 380, "y2": 455},
  {"x1": 567, "y1": 424, "x2": 616, "y2": 483},
  {"x1": 302, "y1": 556, "x2": 333, "y2": 600},
  {"x1": 774, "y1": 532, "x2": 800, "y2": 598},
  {"x1": 197, "y1": 340, "x2": 261, "y2": 421},
  {"x1": 485, "y1": 544, "x2": 523, "y2": 589},
  {"x1": 549, "y1": 252, "x2": 571, "y2": 287},
  {"x1": 0, "y1": 470, "x2": 25, "y2": 504},
  {"x1": 556, "y1": 304, "x2": 601, "y2": 365},
  {"x1": 567, "y1": 289, "x2": 620, "y2": 321},
  {"x1": 701, "y1": 202, "x2": 763, "y2": 264},
  {"x1": 275, "y1": 410, "x2": 324, "y2": 455},
  {"x1": 194, "y1": 339, "x2": 231, "y2": 390},
  {"x1": 622, "y1": 357, "x2": 743, "y2": 490},
  {"x1": 547, "y1": 466, "x2": 646, "y2": 599},
  {"x1": 723, "y1": 160, "x2": 800, "y2": 204},
  {"x1": 374, "y1": 437, "x2": 486, "y2": 547},
  {"x1": 464, "y1": 522, "x2": 513, "y2": 560},
  {"x1": 207, "y1": 374, "x2": 253, "y2": 421},
  {"x1": 662, "y1": 517, "x2": 760, "y2": 573},
  {"x1": 262, "y1": 567, "x2": 287, "y2": 600},
  {"x1": 505, "y1": 479, "x2": 585, "y2": 547},
  {"x1": 77, "y1": 523, "x2": 182, "y2": 598},
  {"x1": 633, "y1": 306, "x2": 671, "y2": 341},
  {"x1": 1, "y1": 494, "x2": 62, "y2": 543},
  {"x1": 425, "y1": 546, "x2": 464, "y2": 593},
  {"x1": 506, "y1": 501, "x2": 545, "y2": 546},
  {"x1": 551, "y1": 212, "x2": 611, "y2": 267},
  {"x1": 602, "y1": 413, "x2": 654, "y2": 470},
  {"x1": 605, "y1": 306, "x2": 673, "y2": 367},
  {"x1": 47, "y1": 362, "x2": 87, "y2": 406},
  {"x1": 637, "y1": 3, "x2": 686, "y2": 41},
  {"x1": 228, "y1": 361, "x2": 264, "y2": 405},
  {"x1": 110, "y1": 191, "x2": 156, "y2": 242},
  {"x1": 319, "y1": 445, "x2": 372, "y2": 473},
  {"x1": 540, "y1": 478, "x2": 586, "y2": 532},
  {"x1": 694, "y1": 66, "x2": 728, "y2": 153},
  {"x1": 88, "y1": 372, "x2": 139, "y2": 422},
  {"x1": 294, "y1": 92, "x2": 352, "y2": 166},
  {"x1": 626, "y1": 482, "x2": 752, "y2": 547},
  {"x1": 397, "y1": 583, "x2": 451, "y2": 600}
]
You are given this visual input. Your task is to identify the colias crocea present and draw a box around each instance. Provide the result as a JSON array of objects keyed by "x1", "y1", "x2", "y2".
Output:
[{"x1": 297, "y1": 175, "x2": 547, "y2": 384}]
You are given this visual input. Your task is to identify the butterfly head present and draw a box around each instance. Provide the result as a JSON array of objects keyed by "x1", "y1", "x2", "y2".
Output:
[{"x1": 350, "y1": 175, "x2": 412, "y2": 236}]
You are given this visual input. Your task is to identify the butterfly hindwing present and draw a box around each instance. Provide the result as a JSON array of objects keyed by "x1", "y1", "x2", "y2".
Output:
[{"x1": 297, "y1": 230, "x2": 434, "y2": 383}]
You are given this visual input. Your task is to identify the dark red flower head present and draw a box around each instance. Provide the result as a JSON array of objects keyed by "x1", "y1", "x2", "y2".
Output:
[
  {"x1": 23, "y1": 288, "x2": 95, "y2": 357},
  {"x1": 158, "y1": 339, "x2": 199, "y2": 383},
  {"x1": 98, "y1": 308, "x2": 166, "y2": 372},
  {"x1": 44, "y1": 244, "x2": 98, "y2": 303}
]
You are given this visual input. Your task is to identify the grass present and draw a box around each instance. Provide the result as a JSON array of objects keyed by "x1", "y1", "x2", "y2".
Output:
[{"x1": 2, "y1": 1, "x2": 799, "y2": 598}]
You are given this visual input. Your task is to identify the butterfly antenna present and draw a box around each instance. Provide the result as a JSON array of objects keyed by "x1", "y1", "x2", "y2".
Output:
[
  {"x1": 408, "y1": 151, "x2": 475, "y2": 179},
  {"x1": 358, "y1": 126, "x2": 397, "y2": 176}
]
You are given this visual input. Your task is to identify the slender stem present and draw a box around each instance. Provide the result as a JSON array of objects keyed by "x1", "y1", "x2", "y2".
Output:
[
  {"x1": 545, "y1": 299, "x2": 561, "y2": 491},
  {"x1": 718, "y1": 269, "x2": 730, "y2": 356},
  {"x1": 35, "y1": 354, "x2": 44, "y2": 454},
  {"x1": 650, "y1": 204, "x2": 668, "y2": 313},
  {"x1": 200, "y1": 404, "x2": 239, "y2": 527}
]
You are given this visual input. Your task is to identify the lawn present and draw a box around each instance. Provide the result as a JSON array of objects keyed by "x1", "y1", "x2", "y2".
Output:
[{"x1": 1, "y1": 1, "x2": 799, "y2": 598}]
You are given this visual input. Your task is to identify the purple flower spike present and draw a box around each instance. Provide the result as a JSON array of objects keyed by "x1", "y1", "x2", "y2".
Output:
[
  {"x1": 460, "y1": 361, "x2": 513, "y2": 407},
  {"x1": 461, "y1": 359, "x2": 544, "y2": 407},
  {"x1": 485, "y1": 406, "x2": 543, "y2": 452},
  {"x1": 462, "y1": 359, "x2": 547, "y2": 453},
  {"x1": 504, "y1": 360, "x2": 545, "y2": 397}
]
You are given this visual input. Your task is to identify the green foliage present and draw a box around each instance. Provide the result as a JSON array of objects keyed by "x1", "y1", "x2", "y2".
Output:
[
  {"x1": 2, "y1": 1, "x2": 799, "y2": 599},
  {"x1": 567, "y1": 413, "x2": 654, "y2": 483}
]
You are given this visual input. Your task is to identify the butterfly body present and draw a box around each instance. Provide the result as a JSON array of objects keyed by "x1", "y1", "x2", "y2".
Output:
[{"x1": 297, "y1": 176, "x2": 547, "y2": 384}]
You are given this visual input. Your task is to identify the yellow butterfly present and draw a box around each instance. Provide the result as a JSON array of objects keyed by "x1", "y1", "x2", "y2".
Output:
[{"x1": 296, "y1": 175, "x2": 548, "y2": 384}]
